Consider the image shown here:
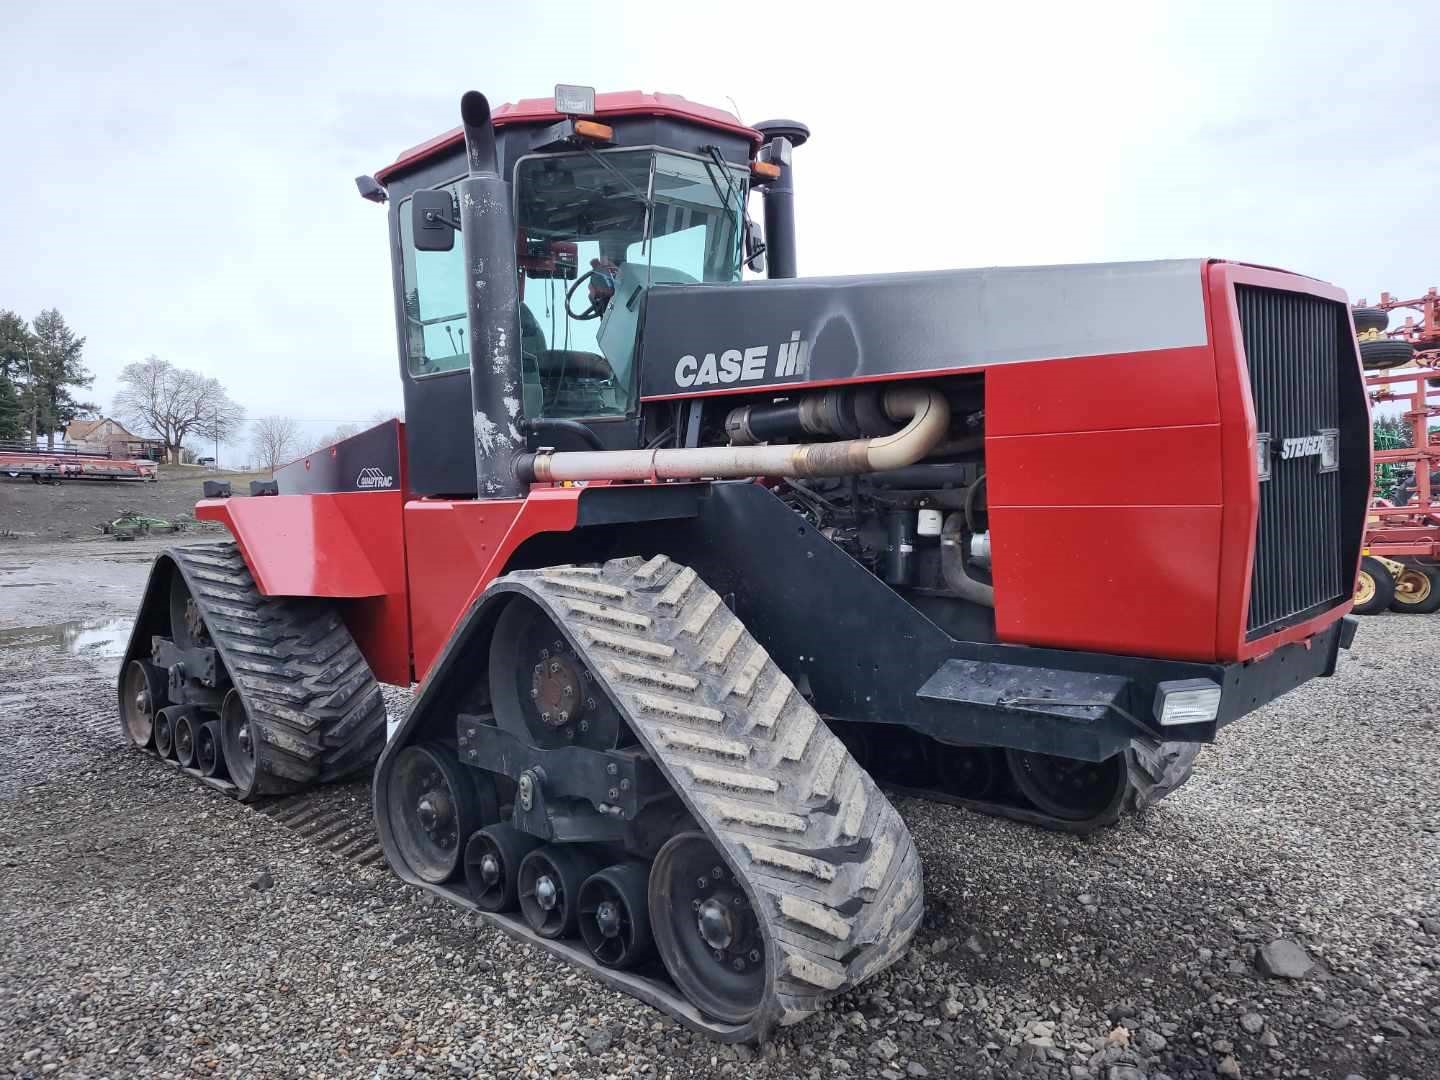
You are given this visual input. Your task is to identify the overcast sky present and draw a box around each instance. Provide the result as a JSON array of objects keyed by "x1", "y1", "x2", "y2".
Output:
[{"x1": 3, "y1": 2, "x2": 1435, "y2": 462}]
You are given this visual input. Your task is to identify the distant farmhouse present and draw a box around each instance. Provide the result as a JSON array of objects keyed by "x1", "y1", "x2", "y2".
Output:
[{"x1": 64, "y1": 418, "x2": 165, "y2": 461}]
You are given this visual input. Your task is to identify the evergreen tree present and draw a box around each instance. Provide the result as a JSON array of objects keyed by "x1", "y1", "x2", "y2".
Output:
[
  {"x1": 0, "y1": 310, "x2": 38, "y2": 444},
  {"x1": 30, "y1": 308, "x2": 96, "y2": 446},
  {"x1": 0, "y1": 374, "x2": 21, "y2": 440}
]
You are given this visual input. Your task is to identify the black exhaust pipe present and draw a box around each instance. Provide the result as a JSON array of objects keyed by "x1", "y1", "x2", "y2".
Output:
[
  {"x1": 458, "y1": 91, "x2": 526, "y2": 499},
  {"x1": 753, "y1": 119, "x2": 809, "y2": 280}
]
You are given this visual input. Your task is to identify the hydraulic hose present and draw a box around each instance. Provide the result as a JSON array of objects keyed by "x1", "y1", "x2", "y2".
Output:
[
  {"x1": 518, "y1": 386, "x2": 950, "y2": 484},
  {"x1": 939, "y1": 511, "x2": 995, "y2": 608}
]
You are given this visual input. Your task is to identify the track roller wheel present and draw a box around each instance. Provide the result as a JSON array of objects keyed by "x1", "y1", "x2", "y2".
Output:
[
  {"x1": 518, "y1": 846, "x2": 599, "y2": 940},
  {"x1": 1354, "y1": 556, "x2": 1396, "y2": 615},
  {"x1": 929, "y1": 742, "x2": 1001, "y2": 800},
  {"x1": 579, "y1": 862, "x2": 655, "y2": 970},
  {"x1": 387, "y1": 744, "x2": 495, "y2": 884},
  {"x1": 196, "y1": 720, "x2": 225, "y2": 778},
  {"x1": 173, "y1": 712, "x2": 200, "y2": 768},
  {"x1": 120, "y1": 659, "x2": 166, "y2": 748},
  {"x1": 1004, "y1": 749, "x2": 1126, "y2": 822},
  {"x1": 464, "y1": 824, "x2": 541, "y2": 912},
  {"x1": 220, "y1": 689, "x2": 258, "y2": 797},
  {"x1": 154, "y1": 708, "x2": 177, "y2": 759},
  {"x1": 1389, "y1": 566, "x2": 1440, "y2": 614},
  {"x1": 650, "y1": 832, "x2": 765, "y2": 1025}
]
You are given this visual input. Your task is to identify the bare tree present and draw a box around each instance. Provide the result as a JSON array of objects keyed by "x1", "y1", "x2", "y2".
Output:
[
  {"x1": 113, "y1": 356, "x2": 245, "y2": 464},
  {"x1": 251, "y1": 415, "x2": 301, "y2": 473}
]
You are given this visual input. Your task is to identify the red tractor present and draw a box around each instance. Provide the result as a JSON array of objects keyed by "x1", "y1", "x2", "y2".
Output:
[{"x1": 117, "y1": 86, "x2": 1369, "y2": 1041}]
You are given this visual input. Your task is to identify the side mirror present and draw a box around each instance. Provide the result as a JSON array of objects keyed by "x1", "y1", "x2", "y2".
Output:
[
  {"x1": 412, "y1": 189, "x2": 459, "y2": 252},
  {"x1": 744, "y1": 218, "x2": 766, "y2": 273}
]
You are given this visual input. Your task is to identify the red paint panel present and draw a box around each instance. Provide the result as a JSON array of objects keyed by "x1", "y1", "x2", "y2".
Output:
[
  {"x1": 985, "y1": 346, "x2": 1220, "y2": 437},
  {"x1": 983, "y1": 341, "x2": 1228, "y2": 660},
  {"x1": 989, "y1": 506, "x2": 1223, "y2": 660},
  {"x1": 196, "y1": 492, "x2": 411, "y2": 686},
  {"x1": 404, "y1": 488, "x2": 581, "y2": 682},
  {"x1": 987, "y1": 424, "x2": 1223, "y2": 508}
]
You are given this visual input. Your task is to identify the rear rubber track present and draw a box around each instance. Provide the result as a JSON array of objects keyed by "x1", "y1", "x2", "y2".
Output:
[
  {"x1": 493, "y1": 556, "x2": 924, "y2": 1038},
  {"x1": 124, "y1": 541, "x2": 387, "y2": 798}
]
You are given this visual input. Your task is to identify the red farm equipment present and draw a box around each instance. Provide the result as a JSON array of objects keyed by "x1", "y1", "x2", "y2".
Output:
[
  {"x1": 1349, "y1": 296, "x2": 1440, "y2": 614},
  {"x1": 116, "y1": 87, "x2": 1369, "y2": 1041}
]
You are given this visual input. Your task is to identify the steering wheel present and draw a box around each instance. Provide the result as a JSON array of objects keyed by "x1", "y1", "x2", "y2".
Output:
[{"x1": 565, "y1": 269, "x2": 607, "y2": 321}]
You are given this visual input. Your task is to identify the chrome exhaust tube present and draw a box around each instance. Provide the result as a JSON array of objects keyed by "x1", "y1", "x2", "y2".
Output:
[{"x1": 520, "y1": 387, "x2": 950, "y2": 484}]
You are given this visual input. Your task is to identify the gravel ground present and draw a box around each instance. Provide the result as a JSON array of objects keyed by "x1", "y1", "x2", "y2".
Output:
[{"x1": 0, "y1": 540, "x2": 1436, "y2": 1080}]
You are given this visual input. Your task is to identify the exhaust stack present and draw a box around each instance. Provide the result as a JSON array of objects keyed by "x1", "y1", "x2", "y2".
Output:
[
  {"x1": 458, "y1": 91, "x2": 526, "y2": 499},
  {"x1": 754, "y1": 119, "x2": 809, "y2": 279}
]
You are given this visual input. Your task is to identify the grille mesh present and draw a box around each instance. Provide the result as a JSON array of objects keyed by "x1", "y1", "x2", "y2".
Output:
[{"x1": 1237, "y1": 286, "x2": 1347, "y2": 638}]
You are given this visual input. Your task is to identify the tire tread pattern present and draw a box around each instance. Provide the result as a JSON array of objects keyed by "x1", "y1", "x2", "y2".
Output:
[
  {"x1": 165, "y1": 542, "x2": 387, "y2": 797},
  {"x1": 509, "y1": 557, "x2": 924, "y2": 1037}
]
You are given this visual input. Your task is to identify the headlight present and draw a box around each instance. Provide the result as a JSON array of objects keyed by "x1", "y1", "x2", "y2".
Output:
[{"x1": 1153, "y1": 678, "x2": 1222, "y2": 726}]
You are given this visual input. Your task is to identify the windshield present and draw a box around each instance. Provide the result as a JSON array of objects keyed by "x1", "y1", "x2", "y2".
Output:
[
  {"x1": 514, "y1": 149, "x2": 746, "y2": 419},
  {"x1": 398, "y1": 149, "x2": 746, "y2": 419}
]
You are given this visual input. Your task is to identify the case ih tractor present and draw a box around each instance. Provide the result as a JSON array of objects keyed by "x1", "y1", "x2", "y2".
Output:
[{"x1": 116, "y1": 87, "x2": 1368, "y2": 1041}]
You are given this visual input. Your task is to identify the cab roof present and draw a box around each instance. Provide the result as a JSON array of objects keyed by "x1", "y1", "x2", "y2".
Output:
[{"x1": 375, "y1": 91, "x2": 762, "y2": 185}]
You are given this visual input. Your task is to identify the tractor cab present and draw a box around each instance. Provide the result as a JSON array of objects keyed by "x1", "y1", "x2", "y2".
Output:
[{"x1": 363, "y1": 87, "x2": 800, "y2": 497}]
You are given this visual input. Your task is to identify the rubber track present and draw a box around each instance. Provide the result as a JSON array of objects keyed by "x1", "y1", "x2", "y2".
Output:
[
  {"x1": 512, "y1": 556, "x2": 924, "y2": 1036},
  {"x1": 1124, "y1": 738, "x2": 1201, "y2": 812},
  {"x1": 892, "y1": 737, "x2": 1202, "y2": 836},
  {"x1": 135, "y1": 542, "x2": 387, "y2": 798}
]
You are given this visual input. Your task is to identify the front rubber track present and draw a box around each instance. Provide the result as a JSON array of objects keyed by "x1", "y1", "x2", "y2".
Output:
[
  {"x1": 118, "y1": 542, "x2": 387, "y2": 799},
  {"x1": 378, "y1": 556, "x2": 924, "y2": 1042}
]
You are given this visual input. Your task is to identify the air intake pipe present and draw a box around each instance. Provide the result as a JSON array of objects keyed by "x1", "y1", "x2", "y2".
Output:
[
  {"x1": 517, "y1": 386, "x2": 949, "y2": 483},
  {"x1": 458, "y1": 90, "x2": 526, "y2": 499}
]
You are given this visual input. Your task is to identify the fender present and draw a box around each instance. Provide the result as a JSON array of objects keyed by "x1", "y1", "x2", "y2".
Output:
[{"x1": 196, "y1": 491, "x2": 410, "y2": 684}]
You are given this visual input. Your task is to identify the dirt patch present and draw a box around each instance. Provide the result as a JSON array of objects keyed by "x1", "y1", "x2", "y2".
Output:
[{"x1": 0, "y1": 466, "x2": 265, "y2": 543}]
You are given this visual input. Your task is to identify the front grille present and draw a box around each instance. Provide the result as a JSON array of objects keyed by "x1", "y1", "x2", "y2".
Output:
[{"x1": 1237, "y1": 286, "x2": 1349, "y2": 638}]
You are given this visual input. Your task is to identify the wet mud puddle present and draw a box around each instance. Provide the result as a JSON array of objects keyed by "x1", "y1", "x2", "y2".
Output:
[{"x1": 0, "y1": 617, "x2": 133, "y2": 659}]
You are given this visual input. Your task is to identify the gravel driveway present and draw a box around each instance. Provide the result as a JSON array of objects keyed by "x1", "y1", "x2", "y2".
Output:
[{"x1": 1, "y1": 541, "x2": 1436, "y2": 1080}]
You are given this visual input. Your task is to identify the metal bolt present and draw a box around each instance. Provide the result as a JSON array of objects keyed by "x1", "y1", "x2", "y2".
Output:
[
  {"x1": 541, "y1": 711, "x2": 551, "y2": 723},
  {"x1": 732, "y1": 894, "x2": 744, "y2": 907},
  {"x1": 732, "y1": 958, "x2": 745, "y2": 971},
  {"x1": 697, "y1": 877, "x2": 709, "y2": 889},
  {"x1": 533, "y1": 663, "x2": 543, "y2": 676},
  {"x1": 578, "y1": 720, "x2": 589, "y2": 733},
  {"x1": 539, "y1": 648, "x2": 550, "y2": 660},
  {"x1": 619, "y1": 778, "x2": 630, "y2": 791},
  {"x1": 608, "y1": 787, "x2": 619, "y2": 800},
  {"x1": 558, "y1": 710, "x2": 569, "y2": 723},
  {"x1": 529, "y1": 688, "x2": 539, "y2": 700},
  {"x1": 711, "y1": 867, "x2": 723, "y2": 880},
  {"x1": 749, "y1": 949, "x2": 760, "y2": 962},
  {"x1": 713, "y1": 949, "x2": 724, "y2": 962},
  {"x1": 469, "y1": 749, "x2": 478, "y2": 759},
  {"x1": 586, "y1": 697, "x2": 596, "y2": 709},
  {"x1": 561, "y1": 686, "x2": 573, "y2": 698},
  {"x1": 553, "y1": 641, "x2": 563, "y2": 653},
  {"x1": 606, "y1": 763, "x2": 618, "y2": 776},
  {"x1": 549, "y1": 661, "x2": 560, "y2": 674}
]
